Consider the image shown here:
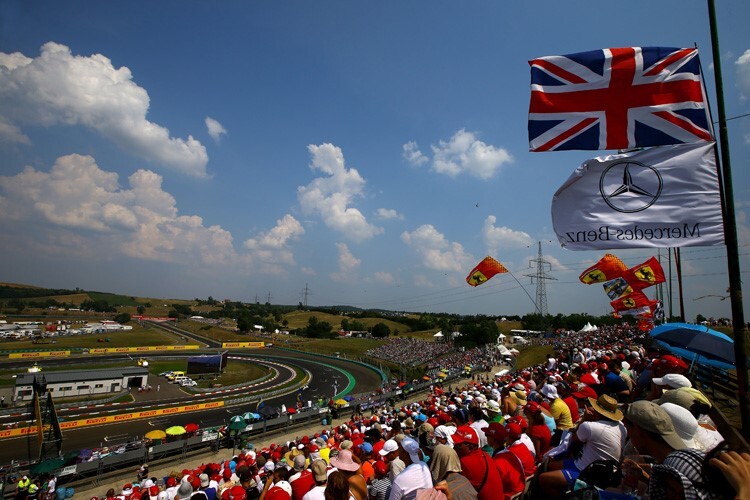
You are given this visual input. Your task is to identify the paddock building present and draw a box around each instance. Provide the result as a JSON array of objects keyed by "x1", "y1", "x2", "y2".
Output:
[{"x1": 14, "y1": 367, "x2": 149, "y2": 402}]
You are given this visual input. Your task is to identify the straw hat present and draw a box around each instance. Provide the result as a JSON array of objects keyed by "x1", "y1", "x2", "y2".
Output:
[{"x1": 588, "y1": 394, "x2": 624, "y2": 421}]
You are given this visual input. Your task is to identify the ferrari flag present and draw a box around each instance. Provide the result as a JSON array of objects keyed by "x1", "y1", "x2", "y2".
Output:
[
  {"x1": 623, "y1": 256, "x2": 666, "y2": 289},
  {"x1": 552, "y1": 142, "x2": 723, "y2": 250},
  {"x1": 466, "y1": 256, "x2": 508, "y2": 286},
  {"x1": 610, "y1": 290, "x2": 657, "y2": 313},
  {"x1": 529, "y1": 47, "x2": 712, "y2": 151},
  {"x1": 579, "y1": 254, "x2": 628, "y2": 284}
]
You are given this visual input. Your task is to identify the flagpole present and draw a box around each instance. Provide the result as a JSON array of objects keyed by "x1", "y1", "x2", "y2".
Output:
[
  {"x1": 674, "y1": 248, "x2": 686, "y2": 322},
  {"x1": 707, "y1": 0, "x2": 748, "y2": 439}
]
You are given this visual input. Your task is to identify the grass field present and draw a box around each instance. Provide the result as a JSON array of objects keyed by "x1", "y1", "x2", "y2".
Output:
[{"x1": 0, "y1": 325, "x2": 182, "y2": 351}]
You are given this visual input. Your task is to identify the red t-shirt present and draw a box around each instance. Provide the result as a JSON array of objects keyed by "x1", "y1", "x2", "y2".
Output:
[
  {"x1": 508, "y1": 442, "x2": 536, "y2": 477},
  {"x1": 563, "y1": 396, "x2": 581, "y2": 423},
  {"x1": 459, "y1": 448, "x2": 504, "y2": 500},
  {"x1": 529, "y1": 423, "x2": 552, "y2": 457},
  {"x1": 492, "y1": 452, "x2": 525, "y2": 500},
  {"x1": 290, "y1": 470, "x2": 315, "y2": 500}
]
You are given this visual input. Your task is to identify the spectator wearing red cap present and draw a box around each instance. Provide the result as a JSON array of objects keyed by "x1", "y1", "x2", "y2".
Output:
[
  {"x1": 264, "y1": 480, "x2": 292, "y2": 500},
  {"x1": 523, "y1": 402, "x2": 551, "y2": 459},
  {"x1": 366, "y1": 460, "x2": 391, "y2": 500},
  {"x1": 505, "y1": 423, "x2": 536, "y2": 478},
  {"x1": 483, "y1": 422, "x2": 524, "y2": 500},
  {"x1": 453, "y1": 426, "x2": 504, "y2": 500}
]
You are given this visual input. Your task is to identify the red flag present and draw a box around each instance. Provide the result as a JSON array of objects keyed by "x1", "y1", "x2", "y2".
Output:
[
  {"x1": 637, "y1": 318, "x2": 654, "y2": 332},
  {"x1": 623, "y1": 257, "x2": 666, "y2": 289},
  {"x1": 610, "y1": 291, "x2": 657, "y2": 312},
  {"x1": 466, "y1": 256, "x2": 508, "y2": 286},
  {"x1": 579, "y1": 254, "x2": 628, "y2": 284}
]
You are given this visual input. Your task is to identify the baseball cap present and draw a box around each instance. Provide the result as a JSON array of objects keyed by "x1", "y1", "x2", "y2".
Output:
[
  {"x1": 452, "y1": 425, "x2": 479, "y2": 445},
  {"x1": 481, "y1": 422, "x2": 507, "y2": 441},
  {"x1": 373, "y1": 460, "x2": 388, "y2": 476},
  {"x1": 401, "y1": 437, "x2": 421, "y2": 463},
  {"x1": 358, "y1": 441, "x2": 373, "y2": 454},
  {"x1": 379, "y1": 439, "x2": 399, "y2": 456},
  {"x1": 625, "y1": 400, "x2": 686, "y2": 450},
  {"x1": 524, "y1": 401, "x2": 541, "y2": 414},
  {"x1": 506, "y1": 423, "x2": 523, "y2": 439},
  {"x1": 293, "y1": 454, "x2": 306, "y2": 471},
  {"x1": 652, "y1": 373, "x2": 692, "y2": 389},
  {"x1": 265, "y1": 481, "x2": 292, "y2": 500},
  {"x1": 311, "y1": 459, "x2": 328, "y2": 482}
]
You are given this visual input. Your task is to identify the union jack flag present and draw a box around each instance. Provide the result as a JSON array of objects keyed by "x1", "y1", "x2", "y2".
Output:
[{"x1": 528, "y1": 47, "x2": 713, "y2": 151}]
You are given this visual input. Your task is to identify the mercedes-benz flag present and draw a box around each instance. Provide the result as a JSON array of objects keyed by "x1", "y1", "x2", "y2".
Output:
[{"x1": 552, "y1": 142, "x2": 723, "y2": 250}]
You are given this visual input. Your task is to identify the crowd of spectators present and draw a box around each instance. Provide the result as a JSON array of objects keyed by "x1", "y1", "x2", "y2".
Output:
[
  {"x1": 17, "y1": 325, "x2": 750, "y2": 500},
  {"x1": 364, "y1": 339, "x2": 456, "y2": 368}
]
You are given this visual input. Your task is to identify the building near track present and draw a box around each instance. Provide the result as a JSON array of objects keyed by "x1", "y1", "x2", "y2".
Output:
[{"x1": 13, "y1": 367, "x2": 149, "y2": 402}]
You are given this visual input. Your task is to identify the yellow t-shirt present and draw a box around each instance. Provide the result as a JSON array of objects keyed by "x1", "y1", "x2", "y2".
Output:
[{"x1": 550, "y1": 398, "x2": 574, "y2": 430}]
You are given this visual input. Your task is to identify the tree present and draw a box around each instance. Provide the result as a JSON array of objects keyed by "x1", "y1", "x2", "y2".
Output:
[
  {"x1": 459, "y1": 319, "x2": 499, "y2": 346},
  {"x1": 305, "y1": 316, "x2": 334, "y2": 339},
  {"x1": 371, "y1": 322, "x2": 390, "y2": 338},
  {"x1": 696, "y1": 313, "x2": 707, "y2": 324},
  {"x1": 114, "y1": 313, "x2": 131, "y2": 324},
  {"x1": 136, "y1": 305, "x2": 146, "y2": 315},
  {"x1": 237, "y1": 315, "x2": 252, "y2": 333}
]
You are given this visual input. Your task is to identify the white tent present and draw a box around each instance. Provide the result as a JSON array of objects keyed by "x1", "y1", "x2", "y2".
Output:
[
  {"x1": 433, "y1": 331, "x2": 444, "y2": 338},
  {"x1": 498, "y1": 333, "x2": 506, "y2": 338}
]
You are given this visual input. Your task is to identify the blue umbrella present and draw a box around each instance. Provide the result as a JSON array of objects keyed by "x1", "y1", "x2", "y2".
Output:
[{"x1": 650, "y1": 322, "x2": 735, "y2": 370}]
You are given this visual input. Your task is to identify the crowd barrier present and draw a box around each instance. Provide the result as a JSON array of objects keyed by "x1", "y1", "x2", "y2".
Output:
[{"x1": 36, "y1": 370, "x2": 464, "y2": 488}]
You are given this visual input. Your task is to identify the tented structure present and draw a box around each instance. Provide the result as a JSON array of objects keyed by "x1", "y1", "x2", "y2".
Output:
[{"x1": 578, "y1": 322, "x2": 598, "y2": 333}]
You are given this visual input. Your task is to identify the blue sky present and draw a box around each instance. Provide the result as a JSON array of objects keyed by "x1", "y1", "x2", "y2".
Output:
[{"x1": 1, "y1": 1, "x2": 748, "y2": 321}]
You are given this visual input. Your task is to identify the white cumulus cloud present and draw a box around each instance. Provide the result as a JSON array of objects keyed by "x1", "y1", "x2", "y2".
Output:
[
  {"x1": 402, "y1": 141, "x2": 429, "y2": 166},
  {"x1": 0, "y1": 154, "x2": 230, "y2": 263},
  {"x1": 429, "y1": 129, "x2": 512, "y2": 179},
  {"x1": 482, "y1": 216, "x2": 534, "y2": 254},
  {"x1": 0, "y1": 154, "x2": 304, "y2": 271},
  {"x1": 0, "y1": 42, "x2": 209, "y2": 177},
  {"x1": 401, "y1": 224, "x2": 473, "y2": 272},
  {"x1": 376, "y1": 208, "x2": 404, "y2": 220},
  {"x1": 736, "y1": 49, "x2": 750, "y2": 100},
  {"x1": 205, "y1": 116, "x2": 227, "y2": 142},
  {"x1": 331, "y1": 242, "x2": 361, "y2": 282},
  {"x1": 243, "y1": 214, "x2": 304, "y2": 267},
  {"x1": 298, "y1": 143, "x2": 383, "y2": 242}
]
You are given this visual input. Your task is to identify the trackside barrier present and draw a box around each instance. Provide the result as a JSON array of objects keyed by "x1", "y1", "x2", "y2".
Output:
[
  {"x1": 7, "y1": 351, "x2": 71, "y2": 359},
  {"x1": 0, "y1": 402, "x2": 225, "y2": 439},
  {"x1": 24, "y1": 370, "x2": 464, "y2": 488}
]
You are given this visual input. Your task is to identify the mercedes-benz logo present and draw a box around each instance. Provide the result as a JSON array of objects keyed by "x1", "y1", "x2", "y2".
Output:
[{"x1": 599, "y1": 160, "x2": 663, "y2": 213}]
